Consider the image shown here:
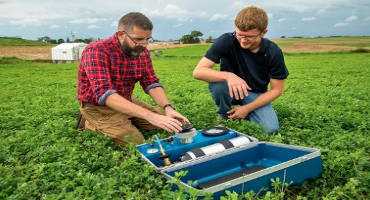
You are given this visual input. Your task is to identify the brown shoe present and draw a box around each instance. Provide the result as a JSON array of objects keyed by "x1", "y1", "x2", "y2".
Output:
[{"x1": 75, "y1": 112, "x2": 86, "y2": 130}]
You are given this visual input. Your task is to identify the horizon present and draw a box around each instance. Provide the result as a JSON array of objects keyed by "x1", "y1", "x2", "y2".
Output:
[{"x1": 2, "y1": 35, "x2": 370, "y2": 43}]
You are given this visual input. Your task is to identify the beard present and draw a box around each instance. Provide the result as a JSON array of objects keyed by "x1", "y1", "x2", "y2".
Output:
[{"x1": 121, "y1": 42, "x2": 145, "y2": 57}]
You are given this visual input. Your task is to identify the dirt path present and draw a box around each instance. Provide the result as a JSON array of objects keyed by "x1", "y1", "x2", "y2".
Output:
[
  {"x1": 0, "y1": 46, "x2": 51, "y2": 60},
  {"x1": 282, "y1": 43, "x2": 354, "y2": 53}
]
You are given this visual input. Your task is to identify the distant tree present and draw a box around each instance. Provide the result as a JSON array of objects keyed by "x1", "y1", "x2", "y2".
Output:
[
  {"x1": 74, "y1": 38, "x2": 85, "y2": 43},
  {"x1": 57, "y1": 38, "x2": 65, "y2": 44},
  {"x1": 180, "y1": 30, "x2": 203, "y2": 44},
  {"x1": 49, "y1": 39, "x2": 57, "y2": 44},
  {"x1": 180, "y1": 34, "x2": 196, "y2": 44},
  {"x1": 84, "y1": 38, "x2": 94, "y2": 44},
  {"x1": 190, "y1": 30, "x2": 203, "y2": 38},
  {"x1": 66, "y1": 37, "x2": 70, "y2": 43},
  {"x1": 205, "y1": 36, "x2": 213, "y2": 43},
  {"x1": 38, "y1": 36, "x2": 51, "y2": 43}
]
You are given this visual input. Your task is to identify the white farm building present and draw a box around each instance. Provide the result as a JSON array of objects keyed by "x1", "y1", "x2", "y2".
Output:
[{"x1": 51, "y1": 43, "x2": 87, "y2": 63}]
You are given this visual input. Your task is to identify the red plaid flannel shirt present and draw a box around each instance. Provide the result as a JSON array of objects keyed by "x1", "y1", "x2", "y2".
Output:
[{"x1": 77, "y1": 33, "x2": 161, "y2": 105}]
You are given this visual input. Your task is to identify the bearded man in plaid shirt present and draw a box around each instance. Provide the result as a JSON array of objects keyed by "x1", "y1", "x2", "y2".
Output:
[{"x1": 77, "y1": 12, "x2": 188, "y2": 145}]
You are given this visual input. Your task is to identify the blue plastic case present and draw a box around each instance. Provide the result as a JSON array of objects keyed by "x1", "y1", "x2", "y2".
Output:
[{"x1": 136, "y1": 129, "x2": 322, "y2": 199}]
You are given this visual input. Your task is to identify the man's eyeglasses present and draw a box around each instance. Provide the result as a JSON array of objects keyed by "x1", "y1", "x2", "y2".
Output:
[
  {"x1": 233, "y1": 31, "x2": 261, "y2": 41},
  {"x1": 122, "y1": 31, "x2": 153, "y2": 45}
]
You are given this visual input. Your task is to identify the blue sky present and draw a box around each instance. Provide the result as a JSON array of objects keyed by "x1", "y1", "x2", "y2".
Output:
[{"x1": 0, "y1": 0, "x2": 369, "y2": 41}]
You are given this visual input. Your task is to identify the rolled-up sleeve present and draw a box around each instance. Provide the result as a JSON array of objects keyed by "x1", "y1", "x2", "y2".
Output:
[
  {"x1": 82, "y1": 47, "x2": 116, "y2": 105},
  {"x1": 140, "y1": 51, "x2": 162, "y2": 93}
]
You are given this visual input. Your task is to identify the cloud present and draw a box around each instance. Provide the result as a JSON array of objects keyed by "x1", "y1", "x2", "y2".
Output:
[
  {"x1": 316, "y1": 8, "x2": 327, "y2": 15},
  {"x1": 144, "y1": 4, "x2": 209, "y2": 22},
  {"x1": 231, "y1": 0, "x2": 244, "y2": 9},
  {"x1": 334, "y1": 22, "x2": 348, "y2": 27},
  {"x1": 302, "y1": 17, "x2": 316, "y2": 21},
  {"x1": 0, "y1": 2, "x2": 71, "y2": 22},
  {"x1": 9, "y1": 18, "x2": 43, "y2": 26},
  {"x1": 364, "y1": 16, "x2": 370, "y2": 21},
  {"x1": 209, "y1": 14, "x2": 228, "y2": 21},
  {"x1": 278, "y1": 18, "x2": 286, "y2": 22},
  {"x1": 87, "y1": 25, "x2": 100, "y2": 29},
  {"x1": 147, "y1": 4, "x2": 188, "y2": 18},
  {"x1": 344, "y1": 15, "x2": 358, "y2": 22},
  {"x1": 110, "y1": 21, "x2": 117, "y2": 27},
  {"x1": 332, "y1": 15, "x2": 359, "y2": 28},
  {"x1": 69, "y1": 18, "x2": 107, "y2": 24},
  {"x1": 49, "y1": 25, "x2": 60, "y2": 29},
  {"x1": 173, "y1": 23, "x2": 183, "y2": 28},
  {"x1": 198, "y1": 11, "x2": 208, "y2": 18},
  {"x1": 267, "y1": 13, "x2": 274, "y2": 19}
]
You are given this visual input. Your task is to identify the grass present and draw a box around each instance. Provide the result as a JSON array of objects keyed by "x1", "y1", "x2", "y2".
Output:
[
  {"x1": 0, "y1": 37, "x2": 51, "y2": 47},
  {"x1": 0, "y1": 45, "x2": 369, "y2": 199}
]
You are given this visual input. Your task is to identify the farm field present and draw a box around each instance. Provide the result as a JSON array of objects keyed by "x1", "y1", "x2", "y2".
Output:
[
  {"x1": 0, "y1": 45, "x2": 369, "y2": 199},
  {"x1": 1, "y1": 36, "x2": 370, "y2": 60}
]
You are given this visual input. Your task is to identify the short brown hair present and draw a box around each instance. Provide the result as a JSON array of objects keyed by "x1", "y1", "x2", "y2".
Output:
[
  {"x1": 234, "y1": 6, "x2": 268, "y2": 32},
  {"x1": 118, "y1": 12, "x2": 153, "y2": 31}
]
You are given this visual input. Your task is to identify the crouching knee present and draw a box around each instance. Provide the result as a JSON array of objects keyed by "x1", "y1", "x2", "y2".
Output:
[{"x1": 261, "y1": 122, "x2": 279, "y2": 134}]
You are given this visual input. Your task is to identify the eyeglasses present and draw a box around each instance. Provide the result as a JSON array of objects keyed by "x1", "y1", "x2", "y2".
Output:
[
  {"x1": 122, "y1": 31, "x2": 153, "y2": 45},
  {"x1": 233, "y1": 31, "x2": 261, "y2": 41}
]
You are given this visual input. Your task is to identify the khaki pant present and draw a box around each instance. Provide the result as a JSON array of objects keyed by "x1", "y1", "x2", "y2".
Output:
[{"x1": 79, "y1": 99, "x2": 162, "y2": 145}]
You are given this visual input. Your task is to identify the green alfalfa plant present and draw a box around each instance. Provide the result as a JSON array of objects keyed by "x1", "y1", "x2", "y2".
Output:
[
  {"x1": 221, "y1": 190, "x2": 239, "y2": 200},
  {"x1": 322, "y1": 178, "x2": 366, "y2": 200},
  {"x1": 164, "y1": 170, "x2": 212, "y2": 200},
  {"x1": 238, "y1": 176, "x2": 293, "y2": 200},
  {"x1": 270, "y1": 176, "x2": 292, "y2": 199}
]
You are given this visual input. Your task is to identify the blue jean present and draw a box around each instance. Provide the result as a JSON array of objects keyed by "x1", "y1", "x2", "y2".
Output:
[{"x1": 209, "y1": 82, "x2": 279, "y2": 133}]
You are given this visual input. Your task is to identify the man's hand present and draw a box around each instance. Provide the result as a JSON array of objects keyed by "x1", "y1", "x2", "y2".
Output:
[
  {"x1": 227, "y1": 105, "x2": 251, "y2": 120},
  {"x1": 164, "y1": 106, "x2": 190, "y2": 124},
  {"x1": 146, "y1": 112, "x2": 183, "y2": 133},
  {"x1": 225, "y1": 72, "x2": 251, "y2": 100}
]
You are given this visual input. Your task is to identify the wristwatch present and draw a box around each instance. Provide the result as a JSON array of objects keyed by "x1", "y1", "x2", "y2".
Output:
[{"x1": 163, "y1": 103, "x2": 175, "y2": 110}]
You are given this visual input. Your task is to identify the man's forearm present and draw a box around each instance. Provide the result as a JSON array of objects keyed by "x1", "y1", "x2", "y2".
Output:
[
  {"x1": 148, "y1": 87, "x2": 171, "y2": 108},
  {"x1": 193, "y1": 67, "x2": 230, "y2": 82},
  {"x1": 105, "y1": 93, "x2": 154, "y2": 120},
  {"x1": 243, "y1": 89, "x2": 282, "y2": 112}
]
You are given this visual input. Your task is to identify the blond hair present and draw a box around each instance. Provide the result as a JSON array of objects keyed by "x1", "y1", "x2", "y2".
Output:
[{"x1": 234, "y1": 6, "x2": 268, "y2": 32}]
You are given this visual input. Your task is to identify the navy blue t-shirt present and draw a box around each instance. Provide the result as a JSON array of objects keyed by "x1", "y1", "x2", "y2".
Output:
[{"x1": 205, "y1": 33, "x2": 289, "y2": 93}]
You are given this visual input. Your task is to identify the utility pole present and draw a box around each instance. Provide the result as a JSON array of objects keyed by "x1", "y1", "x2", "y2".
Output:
[{"x1": 71, "y1": 31, "x2": 76, "y2": 42}]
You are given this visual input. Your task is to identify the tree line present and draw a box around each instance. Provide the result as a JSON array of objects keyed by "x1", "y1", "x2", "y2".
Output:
[
  {"x1": 37, "y1": 36, "x2": 96, "y2": 44},
  {"x1": 38, "y1": 30, "x2": 213, "y2": 44}
]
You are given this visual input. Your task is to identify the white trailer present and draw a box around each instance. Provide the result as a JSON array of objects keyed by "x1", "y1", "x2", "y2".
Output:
[{"x1": 51, "y1": 43, "x2": 87, "y2": 63}]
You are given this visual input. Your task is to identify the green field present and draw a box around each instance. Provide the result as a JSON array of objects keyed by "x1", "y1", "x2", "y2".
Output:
[
  {"x1": 0, "y1": 46, "x2": 369, "y2": 199},
  {"x1": 0, "y1": 37, "x2": 50, "y2": 47}
]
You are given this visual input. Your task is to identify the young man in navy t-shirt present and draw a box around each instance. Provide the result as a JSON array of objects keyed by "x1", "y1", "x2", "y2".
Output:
[{"x1": 193, "y1": 6, "x2": 289, "y2": 133}]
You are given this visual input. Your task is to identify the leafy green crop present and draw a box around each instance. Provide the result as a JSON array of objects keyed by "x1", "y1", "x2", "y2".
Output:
[
  {"x1": 0, "y1": 37, "x2": 50, "y2": 47},
  {"x1": 0, "y1": 47, "x2": 369, "y2": 199}
]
